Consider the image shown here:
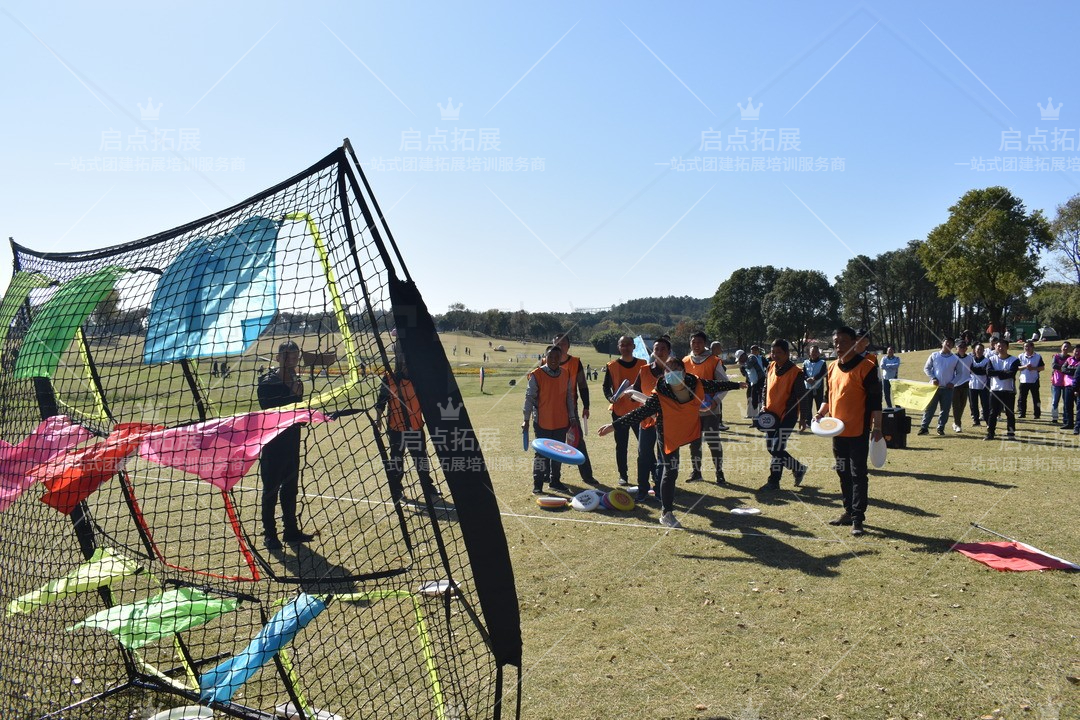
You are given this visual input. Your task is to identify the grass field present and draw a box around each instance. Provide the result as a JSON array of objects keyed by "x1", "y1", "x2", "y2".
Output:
[
  {"x1": 438, "y1": 333, "x2": 1080, "y2": 720},
  {"x1": 5, "y1": 330, "x2": 1078, "y2": 719}
]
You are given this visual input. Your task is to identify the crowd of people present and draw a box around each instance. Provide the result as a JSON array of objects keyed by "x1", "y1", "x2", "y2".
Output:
[{"x1": 521, "y1": 328, "x2": 884, "y2": 536}]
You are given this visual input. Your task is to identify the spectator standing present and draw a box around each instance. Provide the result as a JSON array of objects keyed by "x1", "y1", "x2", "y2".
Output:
[
  {"x1": 1050, "y1": 341, "x2": 1073, "y2": 424},
  {"x1": 918, "y1": 337, "x2": 963, "y2": 436},
  {"x1": 967, "y1": 343, "x2": 991, "y2": 427},
  {"x1": 880, "y1": 346, "x2": 900, "y2": 409},
  {"x1": 951, "y1": 341, "x2": 974, "y2": 432},
  {"x1": 1017, "y1": 341, "x2": 1044, "y2": 419}
]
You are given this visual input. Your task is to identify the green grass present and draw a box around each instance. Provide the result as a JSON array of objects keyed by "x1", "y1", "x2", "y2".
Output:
[
  {"x1": 6, "y1": 333, "x2": 1079, "y2": 719},
  {"x1": 454, "y1": 338, "x2": 1080, "y2": 720}
]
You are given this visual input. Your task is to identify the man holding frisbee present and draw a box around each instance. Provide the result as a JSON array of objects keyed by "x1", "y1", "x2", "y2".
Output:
[
  {"x1": 553, "y1": 333, "x2": 601, "y2": 487},
  {"x1": 631, "y1": 336, "x2": 673, "y2": 501},
  {"x1": 813, "y1": 326, "x2": 883, "y2": 537},
  {"x1": 598, "y1": 357, "x2": 743, "y2": 529},
  {"x1": 602, "y1": 336, "x2": 647, "y2": 486},
  {"x1": 684, "y1": 331, "x2": 729, "y2": 486},
  {"x1": 523, "y1": 345, "x2": 577, "y2": 495},
  {"x1": 759, "y1": 338, "x2": 808, "y2": 492}
]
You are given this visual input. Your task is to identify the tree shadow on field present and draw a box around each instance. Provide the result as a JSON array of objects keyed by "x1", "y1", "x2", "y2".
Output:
[
  {"x1": 871, "y1": 469, "x2": 1016, "y2": 490},
  {"x1": 676, "y1": 494, "x2": 877, "y2": 577}
]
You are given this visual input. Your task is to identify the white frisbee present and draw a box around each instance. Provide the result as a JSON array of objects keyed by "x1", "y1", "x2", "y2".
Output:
[
  {"x1": 730, "y1": 507, "x2": 761, "y2": 515},
  {"x1": 417, "y1": 579, "x2": 458, "y2": 597},
  {"x1": 626, "y1": 389, "x2": 649, "y2": 404},
  {"x1": 610, "y1": 379, "x2": 632, "y2": 403},
  {"x1": 870, "y1": 437, "x2": 887, "y2": 468},
  {"x1": 811, "y1": 417, "x2": 846, "y2": 437},
  {"x1": 148, "y1": 708, "x2": 213, "y2": 720},
  {"x1": 571, "y1": 489, "x2": 604, "y2": 512}
]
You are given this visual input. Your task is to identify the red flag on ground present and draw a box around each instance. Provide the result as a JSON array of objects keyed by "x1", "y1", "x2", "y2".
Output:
[{"x1": 952, "y1": 541, "x2": 1080, "y2": 572}]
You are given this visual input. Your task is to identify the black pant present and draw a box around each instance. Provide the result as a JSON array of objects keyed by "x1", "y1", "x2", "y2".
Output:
[
  {"x1": 832, "y1": 434, "x2": 870, "y2": 523},
  {"x1": 987, "y1": 390, "x2": 1016, "y2": 436},
  {"x1": 386, "y1": 428, "x2": 436, "y2": 502},
  {"x1": 688, "y1": 414, "x2": 724, "y2": 480},
  {"x1": 807, "y1": 385, "x2": 825, "y2": 412},
  {"x1": 659, "y1": 448, "x2": 680, "y2": 512},
  {"x1": 611, "y1": 411, "x2": 639, "y2": 480},
  {"x1": 574, "y1": 426, "x2": 595, "y2": 482},
  {"x1": 1017, "y1": 381, "x2": 1041, "y2": 418},
  {"x1": 750, "y1": 381, "x2": 765, "y2": 414},
  {"x1": 1064, "y1": 386, "x2": 1076, "y2": 428},
  {"x1": 533, "y1": 426, "x2": 567, "y2": 490},
  {"x1": 968, "y1": 387, "x2": 989, "y2": 424},
  {"x1": 636, "y1": 424, "x2": 662, "y2": 494},
  {"x1": 952, "y1": 385, "x2": 969, "y2": 427},
  {"x1": 766, "y1": 421, "x2": 803, "y2": 484},
  {"x1": 261, "y1": 425, "x2": 302, "y2": 537}
]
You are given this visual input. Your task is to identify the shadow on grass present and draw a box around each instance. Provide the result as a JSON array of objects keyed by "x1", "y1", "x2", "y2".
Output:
[
  {"x1": 265, "y1": 542, "x2": 361, "y2": 594},
  {"x1": 728, "y1": 483, "x2": 940, "y2": 518},
  {"x1": 870, "y1": 469, "x2": 1016, "y2": 489},
  {"x1": 675, "y1": 494, "x2": 878, "y2": 577}
]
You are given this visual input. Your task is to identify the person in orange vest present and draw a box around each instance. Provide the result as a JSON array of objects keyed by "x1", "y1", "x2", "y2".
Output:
[
  {"x1": 375, "y1": 351, "x2": 442, "y2": 507},
  {"x1": 813, "y1": 326, "x2": 883, "y2": 536},
  {"x1": 598, "y1": 356, "x2": 743, "y2": 528},
  {"x1": 758, "y1": 338, "x2": 809, "y2": 491},
  {"x1": 631, "y1": 336, "x2": 673, "y2": 501},
  {"x1": 553, "y1": 333, "x2": 601, "y2": 487},
  {"x1": 523, "y1": 345, "x2": 578, "y2": 495},
  {"x1": 602, "y1": 335, "x2": 648, "y2": 486},
  {"x1": 684, "y1": 331, "x2": 729, "y2": 485}
]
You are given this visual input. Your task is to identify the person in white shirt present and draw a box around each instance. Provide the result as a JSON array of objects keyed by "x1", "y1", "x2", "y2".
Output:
[
  {"x1": 1017, "y1": 341, "x2": 1044, "y2": 419},
  {"x1": 802, "y1": 345, "x2": 827, "y2": 414},
  {"x1": 880, "y1": 347, "x2": 900, "y2": 408},
  {"x1": 985, "y1": 338, "x2": 1020, "y2": 441},
  {"x1": 967, "y1": 343, "x2": 991, "y2": 427},
  {"x1": 950, "y1": 340, "x2": 974, "y2": 432},
  {"x1": 918, "y1": 337, "x2": 963, "y2": 436}
]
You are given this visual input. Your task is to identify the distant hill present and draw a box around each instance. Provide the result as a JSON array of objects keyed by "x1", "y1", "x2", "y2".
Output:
[{"x1": 606, "y1": 295, "x2": 710, "y2": 325}]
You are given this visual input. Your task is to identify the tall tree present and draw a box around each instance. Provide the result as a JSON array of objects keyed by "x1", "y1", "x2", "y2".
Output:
[
  {"x1": 706, "y1": 265, "x2": 780, "y2": 349},
  {"x1": 919, "y1": 187, "x2": 1052, "y2": 331},
  {"x1": 760, "y1": 269, "x2": 839, "y2": 355},
  {"x1": 835, "y1": 255, "x2": 877, "y2": 331},
  {"x1": 1050, "y1": 193, "x2": 1080, "y2": 285}
]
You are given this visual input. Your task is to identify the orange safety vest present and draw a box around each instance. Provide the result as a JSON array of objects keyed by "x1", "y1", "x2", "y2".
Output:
[
  {"x1": 608, "y1": 358, "x2": 647, "y2": 416},
  {"x1": 764, "y1": 361, "x2": 801, "y2": 420},
  {"x1": 826, "y1": 358, "x2": 876, "y2": 437},
  {"x1": 561, "y1": 355, "x2": 582, "y2": 400},
  {"x1": 385, "y1": 374, "x2": 424, "y2": 431},
  {"x1": 684, "y1": 354, "x2": 720, "y2": 411},
  {"x1": 530, "y1": 367, "x2": 572, "y2": 430},
  {"x1": 657, "y1": 390, "x2": 702, "y2": 455},
  {"x1": 637, "y1": 365, "x2": 661, "y2": 428}
]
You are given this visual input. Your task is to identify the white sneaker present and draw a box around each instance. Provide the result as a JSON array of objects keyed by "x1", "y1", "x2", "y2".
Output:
[
  {"x1": 659, "y1": 512, "x2": 682, "y2": 528},
  {"x1": 953, "y1": 423, "x2": 962, "y2": 433}
]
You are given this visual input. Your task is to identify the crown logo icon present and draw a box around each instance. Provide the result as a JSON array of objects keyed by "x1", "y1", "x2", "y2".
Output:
[
  {"x1": 437, "y1": 397, "x2": 463, "y2": 421},
  {"x1": 737, "y1": 97, "x2": 762, "y2": 121},
  {"x1": 137, "y1": 97, "x2": 162, "y2": 122},
  {"x1": 437, "y1": 97, "x2": 461, "y2": 121},
  {"x1": 1037, "y1": 97, "x2": 1062, "y2": 121}
]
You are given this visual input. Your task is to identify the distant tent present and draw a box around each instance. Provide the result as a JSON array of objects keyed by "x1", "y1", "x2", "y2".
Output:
[
  {"x1": 144, "y1": 216, "x2": 280, "y2": 364},
  {"x1": 14, "y1": 266, "x2": 127, "y2": 379}
]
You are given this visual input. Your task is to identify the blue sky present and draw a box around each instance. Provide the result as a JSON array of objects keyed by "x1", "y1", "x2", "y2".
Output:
[{"x1": 2, "y1": 1, "x2": 1078, "y2": 313}]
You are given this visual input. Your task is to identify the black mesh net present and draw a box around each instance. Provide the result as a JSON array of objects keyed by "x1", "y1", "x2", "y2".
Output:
[{"x1": 0, "y1": 143, "x2": 519, "y2": 720}]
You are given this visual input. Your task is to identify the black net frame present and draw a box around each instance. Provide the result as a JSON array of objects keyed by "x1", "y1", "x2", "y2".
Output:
[{"x1": 0, "y1": 140, "x2": 521, "y2": 720}]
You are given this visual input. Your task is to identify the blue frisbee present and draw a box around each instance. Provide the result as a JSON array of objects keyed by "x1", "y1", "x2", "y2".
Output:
[{"x1": 531, "y1": 437, "x2": 586, "y2": 465}]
